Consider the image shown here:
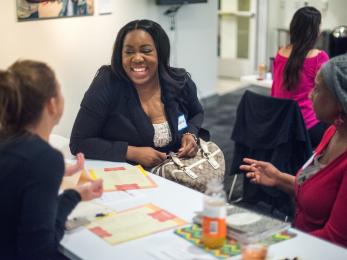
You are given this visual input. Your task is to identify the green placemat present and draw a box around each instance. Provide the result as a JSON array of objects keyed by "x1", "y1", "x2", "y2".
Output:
[{"x1": 174, "y1": 224, "x2": 296, "y2": 259}]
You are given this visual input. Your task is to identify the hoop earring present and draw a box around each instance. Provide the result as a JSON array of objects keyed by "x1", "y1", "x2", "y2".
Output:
[{"x1": 334, "y1": 113, "x2": 345, "y2": 127}]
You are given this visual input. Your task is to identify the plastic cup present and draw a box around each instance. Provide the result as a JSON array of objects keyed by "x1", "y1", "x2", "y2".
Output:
[{"x1": 241, "y1": 243, "x2": 268, "y2": 260}]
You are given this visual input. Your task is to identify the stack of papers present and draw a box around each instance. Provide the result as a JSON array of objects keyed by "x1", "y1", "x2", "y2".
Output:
[{"x1": 193, "y1": 204, "x2": 290, "y2": 242}]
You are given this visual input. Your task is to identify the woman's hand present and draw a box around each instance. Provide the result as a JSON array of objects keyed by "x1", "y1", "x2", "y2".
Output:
[
  {"x1": 178, "y1": 134, "x2": 198, "y2": 158},
  {"x1": 65, "y1": 153, "x2": 84, "y2": 177},
  {"x1": 127, "y1": 146, "x2": 167, "y2": 168},
  {"x1": 75, "y1": 179, "x2": 103, "y2": 201},
  {"x1": 240, "y1": 158, "x2": 281, "y2": 187}
]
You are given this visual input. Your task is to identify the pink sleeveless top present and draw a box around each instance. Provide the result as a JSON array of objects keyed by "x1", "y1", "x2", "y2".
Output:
[{"x1": 271, "y1": 51, "x2": 329, "y2": 129}]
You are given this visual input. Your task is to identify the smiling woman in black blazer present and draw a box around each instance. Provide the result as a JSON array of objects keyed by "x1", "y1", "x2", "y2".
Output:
[{"x1": 70, "y1": 19, "x2": 206, "y2": 168}]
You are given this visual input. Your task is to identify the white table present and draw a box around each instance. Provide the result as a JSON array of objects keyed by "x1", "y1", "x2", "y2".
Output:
[
  {"x1": 61, "y1": 160, "x2": 347, "y2": 260},
  {"x1": 240, "y1": 75, "x2": 273, "y2": 88}
]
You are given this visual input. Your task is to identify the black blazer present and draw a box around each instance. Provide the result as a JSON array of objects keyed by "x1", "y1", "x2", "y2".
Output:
[{"x1": 70, "y1": 66, "x2": 205, "y2": 162}]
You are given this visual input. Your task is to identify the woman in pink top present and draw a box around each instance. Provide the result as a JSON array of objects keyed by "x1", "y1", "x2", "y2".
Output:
[{"x1": 271, "y1": 6, "x2": 329, "y2": 148}]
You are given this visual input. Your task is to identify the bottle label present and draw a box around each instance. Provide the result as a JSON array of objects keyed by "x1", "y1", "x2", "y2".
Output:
[
  {"x1": 209, "y1": 220, "x2": 218, "y2": 234},
  {"x1": 203, "y1": 204, "x2": 226, "y2": 218},
  {"x1": 202, "y1": 217, "x2": 226, "y2": 237}
]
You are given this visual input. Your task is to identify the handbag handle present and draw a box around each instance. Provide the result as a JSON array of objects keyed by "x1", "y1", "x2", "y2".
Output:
[
  {"x1": 199, "y1": 139, "x2": 210, "y2": 155},
  {"x1": 170, "y1": 153, "x2": 198, "y2": 179},
  {"x1": 199, "y1": 139, "x2": 220, "y2": 170}
]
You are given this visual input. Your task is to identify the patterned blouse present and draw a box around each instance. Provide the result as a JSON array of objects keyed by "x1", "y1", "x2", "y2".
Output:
[
  {"x1": 153, "y1": 121, "x2": 172, "y2": 148},
  {"x1": 297, "y1": 154, "x2": 326, "y2": 185}
]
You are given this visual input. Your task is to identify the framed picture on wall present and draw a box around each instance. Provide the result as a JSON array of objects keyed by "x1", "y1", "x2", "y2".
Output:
[{"x1": 16, "y1": 0, "x2": 94, "y2": 21}]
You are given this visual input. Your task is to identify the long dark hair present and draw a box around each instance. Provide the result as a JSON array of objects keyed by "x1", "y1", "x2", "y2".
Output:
[
  {"x1": 0, "y1": 60, "x2": 58, "y2": 138},
  {"x1": 283, "y1": 6, "x2": 321, "y2": 91},
  {"x1": 111, "y1": 19, "x2": 187, "y2": 89}
]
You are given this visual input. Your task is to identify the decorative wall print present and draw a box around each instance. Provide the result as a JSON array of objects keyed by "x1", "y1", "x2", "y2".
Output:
[{"x1": 16, "y1": 0, "x2": 94, "y2": 21}]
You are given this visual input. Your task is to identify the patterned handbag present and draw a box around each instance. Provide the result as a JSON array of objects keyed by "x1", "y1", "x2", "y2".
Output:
[{"x1": 151, "y1": 139, "x2": 225, "y2": 193}]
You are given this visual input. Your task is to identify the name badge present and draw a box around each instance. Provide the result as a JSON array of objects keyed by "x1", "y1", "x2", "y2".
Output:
[
  {"x1": 301, "y1": 154, "x2": 315, "y2": 170},
  {"x1": 178, "y1": 114, "x2": 188, "y2": 131}
]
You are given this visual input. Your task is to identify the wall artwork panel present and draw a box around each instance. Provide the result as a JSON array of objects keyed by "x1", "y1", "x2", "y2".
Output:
[{"x1": 17, "y1": 0, "x2": 94, "y2": 21}]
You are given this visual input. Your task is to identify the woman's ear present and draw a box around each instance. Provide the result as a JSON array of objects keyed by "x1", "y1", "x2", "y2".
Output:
[
  {"x1": 45, "y1": 89, "x2": 64, "y2": 124},
  {"x1": 46, "y1": 95, "x2": 64, "y2": 126},
  {"x1": 46, "y1": 96, "x2": 59, "y2": 116}
]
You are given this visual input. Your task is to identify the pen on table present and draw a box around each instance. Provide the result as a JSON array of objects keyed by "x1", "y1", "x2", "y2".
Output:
[{"x1": 95, "y1": 213, "x2": 108, "y2": 218}]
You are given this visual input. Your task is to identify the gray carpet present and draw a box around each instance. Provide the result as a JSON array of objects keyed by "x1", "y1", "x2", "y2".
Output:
[{"x1": 202, "y1": 85, "x2": 270, "y2": 200}]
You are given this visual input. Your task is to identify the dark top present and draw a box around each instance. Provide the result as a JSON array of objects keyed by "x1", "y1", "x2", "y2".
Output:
[
  {"x1": 0, "y1": 134, "x2": 81, "y2": 260},
  {"x1": 70, "y1": 66, "x2": 205, "y2": 162},
  {"x1": 231, "y1": 90, "x2": 312, "y2": 215}
]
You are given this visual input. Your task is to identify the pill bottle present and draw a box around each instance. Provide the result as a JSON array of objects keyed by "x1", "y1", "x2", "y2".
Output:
[{"x1": 202, "y1": 178, "x2": 227, "y2": 249}]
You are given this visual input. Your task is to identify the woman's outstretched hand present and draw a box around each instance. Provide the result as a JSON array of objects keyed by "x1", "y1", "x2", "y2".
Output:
[
  {"x1": 240, "y1": 158, "x2": 281, "y2": 187},
  {"x1": 75, "y1": 179, "x2": 103, "y2": 201},
  {"x1": 65, "y1": 153, "x2": 85, "y2": 177}
]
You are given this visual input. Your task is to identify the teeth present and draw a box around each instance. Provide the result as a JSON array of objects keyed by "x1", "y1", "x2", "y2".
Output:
[{"x1": 132, "y1": 67, "x2": 146, "y2": 72}]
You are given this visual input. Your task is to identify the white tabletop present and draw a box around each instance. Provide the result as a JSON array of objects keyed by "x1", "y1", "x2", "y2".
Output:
[
  {"x1": 61, "y1": 160, "x2": 347, "y2": 260},
  {"x1": 240, "y1": 75, "x2": 273, "y2": 88}
]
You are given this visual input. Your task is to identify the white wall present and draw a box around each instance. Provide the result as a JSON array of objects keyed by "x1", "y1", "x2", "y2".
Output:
[
  {"x1": 267, "y1": 0, "x2": 280, "y2": 59},
  {"x1": 267, "y1": 0, "x2": 347, "y2": 58},
  {"x1": 0, "y1": 0, "x2": 217, "y2": 137},
  {"x1": 154, "y1": 1, "x2": 218, "y2": 98},
  {"x1": 318, "y1": 0, "x2": 347, "y2": 30}
]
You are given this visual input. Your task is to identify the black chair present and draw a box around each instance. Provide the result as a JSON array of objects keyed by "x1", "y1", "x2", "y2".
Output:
[
  {"x1": 228, "y1": 90, "x2": 312, "y2": 219},
  {"x1": 330, "y1": 26, "x2": 347, "y2": 58}
]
